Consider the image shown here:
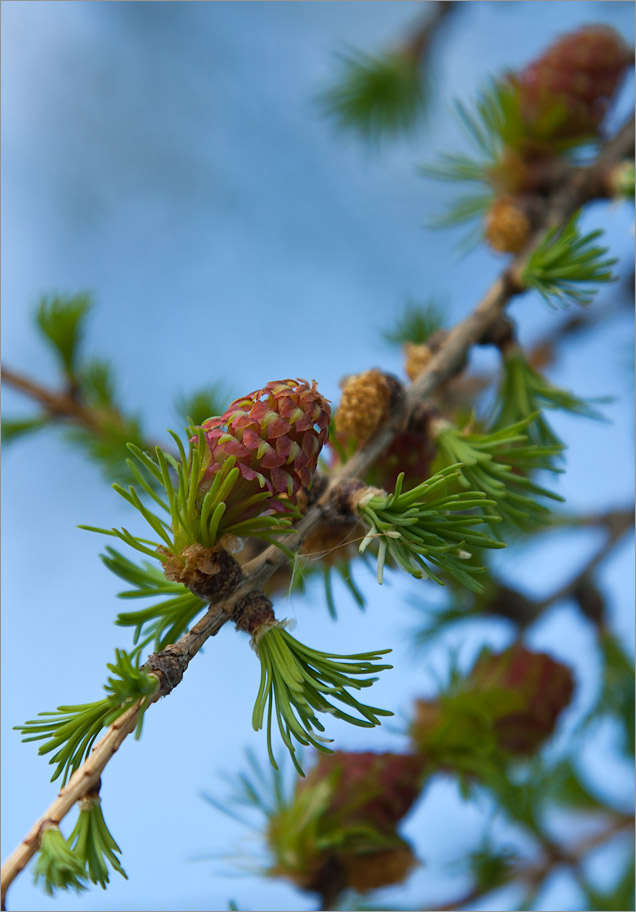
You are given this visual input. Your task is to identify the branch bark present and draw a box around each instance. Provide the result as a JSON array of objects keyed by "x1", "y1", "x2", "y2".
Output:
[
  {"x1": 2, "y1": 114, "x2": 633, "y2": 906},
  {"x1": 428, "y1": 812, "x2": 634, "y2": 912},
  {"x1": 2, "y1": 365, "x2": 100, "y2": 430}
]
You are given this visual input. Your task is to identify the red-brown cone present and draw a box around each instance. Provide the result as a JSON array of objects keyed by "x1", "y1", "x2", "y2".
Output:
[
  {"x1": 342, "y1": 839, "x2": 417, "y2": 893},
  {"x1": 200, "y1": 378, "x2": 330, "y2": 502},
  {"x1": 468, "y1": 644, "x2": 575, "y2": 754},
  {"x1": 301, "y1": 750, "x2": 425, "y2": 833},
  {"x1": 518, "y1": 25, "x2": 632, "y2": 141},
  {"x1": 268, "y1": 750, "x2": 423, "y2": 897}
]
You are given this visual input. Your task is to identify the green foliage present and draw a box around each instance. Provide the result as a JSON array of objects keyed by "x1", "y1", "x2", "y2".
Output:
[
  {"x1": 175, "y1": 383, "x2": 236, "y2": 427},
  {"x1": 322, "y1": 560, "x2": 366, "y2": 620},
  {"x1": 434, "y1": 415, "x2": 564, "y2": 533},
  {"x1": 579, "y1": 853, "x2": 636, "y2": 912},
  {"x1": 201, "y1": 747, "x2": 295, "y2": 826},
  {"x1": 355, "y1": 465, "x2": 504, "y2": 591},
  {"x1": 467, "y1": 837, "x2": 518, "y2": 892},
  {"x1": 428, "y1": 193, "x2": 493, "y2": 241},
  {"x1": 68, "y1": 796, "x2": 127, "y2": 889},
  {"x1": 490, "y1": 348, "x2": 606, "y2": 453},
  {"x1": 522, "y1": 214, "x2": 618, "y2": 309},
  {"x1": 35, "y1": 293, "x2": 92, "y2": 378},
  {"x1": 381, "y1": 298, "x2": 445, "y2": 347},
  {"x1": 1, "y1": 415, "x2": 49, "y2": 443},
  {"x1": 65, "y1": 415, "x2": 148, "y2": 485},
  {"x1": 68, "y1": 359, "x2": 153, "y2": 485},
  {"x1": 587, "y1": 633, "x2": 635, "y2": 756},
  {"x1": 610, "y1": 161, "x2": 635, "y2": 201},
  {"x1": 543, "y1": 756, "x2": 613, "y2": 813},
  {"x1": 420, "y1": 80, "x2": 521, "y2": 186},
  {"x1": 416, "y1": 686, "x2": 524, "y2": 783},
  {"x1": 419, "y1": 81, "x2": 520, "y2": 232},
  {"x1": 80, "y1": 431, "x2": 298, "y2": 560},
  {"x1": 454, "y1": 79, "x2": 526, "y2": 161},
  {"x1": 103, "y1": 548, "x2": 207, "y2": 651},
  {"x1": 15, "y1": 650, "x2": 158, "y2": 784},
  {"x1": 252, "y1": 623, "x2": 392, "y2": 775},
  {"x1": 78, "y1": 359, "x2": 118, "y2": 409},
  {"x1": 319, "y1": 48, "x2": 425, "y2": 141},
  {"x1": 33, "y1": 825, "x2": 88, "y2": 896}
]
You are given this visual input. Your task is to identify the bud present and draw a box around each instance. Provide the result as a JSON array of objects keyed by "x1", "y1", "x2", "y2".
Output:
[
  {"x1": 518, "y1": 25, "x2": 632, "y2": 141},
  {"x1": 200, "y1": 378, "x2": 330, "y2": 503},
  {"x1": 485, "y1": 197, "x2": 532, "y2": 254},
  {"x1": 607, "y1": 161, "x2": 635, "y2": 201},
  {"x1": 334, "y1": 369, "x2": 393, "y2": 442},
  {"x1": 404, "y1": 329, "x2": 449, "y2": 381}
]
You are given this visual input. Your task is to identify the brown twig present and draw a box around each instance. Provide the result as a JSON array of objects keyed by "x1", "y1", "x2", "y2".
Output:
[
  {"x1": 428, "y1": 813, "x2": 634, "y2": 912},
  {"x1": 2, "y1": 365, "x2": 100, "y2": 430},
  {"x1": 401, "y1": 0, "x2": 458, "y2": 62},
  {"x1": 2, "y1": 115, "x2": 633, "y2": 905},
  {"x1": 534, "y1": 506, "x2": 634, "y2": 614}
]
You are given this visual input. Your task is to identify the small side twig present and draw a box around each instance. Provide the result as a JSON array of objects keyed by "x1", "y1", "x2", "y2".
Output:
[
  {"x1": 2, "y1": 365, "x2": 100, "y2": 430},
  {"x1": 427, "y1": 813, "x2": 634, "y2": 912}
]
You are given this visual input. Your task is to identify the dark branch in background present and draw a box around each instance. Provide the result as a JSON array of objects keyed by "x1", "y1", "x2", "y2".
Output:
[
  {"x1": 534, "y1": 506, "x2": 634, "y2": 617},
  {"x1": 477, "y1": 506, "x2": 634, "y2": 630},
  {"x1": 427, "y1": 813, "x2": 634, "y2": 912},
  {"x1": 444, "y1": 286, "x2": 635, "y2": 411},
  {"x1": 401, "y1": 0, "x2": 458, "y2": 63}
]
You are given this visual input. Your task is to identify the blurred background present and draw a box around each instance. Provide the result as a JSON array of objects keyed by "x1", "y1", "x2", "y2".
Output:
[{"x1": 2, "y1": 2, "x2": 634, "y2": 910}]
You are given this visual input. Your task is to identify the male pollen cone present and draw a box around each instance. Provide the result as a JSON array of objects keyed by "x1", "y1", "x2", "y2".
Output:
[{"x1": 334, "y1": 369, "x2": 392, "y2": 442}]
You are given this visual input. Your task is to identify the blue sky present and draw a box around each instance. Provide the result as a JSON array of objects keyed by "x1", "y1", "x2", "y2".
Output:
[{"x1": 2, "y1": 3, "x2": 634, "y2": 910}]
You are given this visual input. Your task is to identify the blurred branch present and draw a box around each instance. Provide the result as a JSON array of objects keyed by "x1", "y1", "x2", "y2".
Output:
[
  {"x1": 443, "y1": 287, "x2": 635, "y2": 410},
  {"x1": 401, "y1": 1, "x2": 458, "y2": 63},
  {"x1": 2, "y1": 115, "x2": 633, "y2": 906},
  {"x1": 427, "y1": 813, "x2": 634, "y2": 912},
  {"x1": 2, "y1": 365, "x2": 100, "y2": 430},
  {"x1": 2, "y1": 364, "x2": 166, "y2": 472},
  {"x1": 534, "y1": 506, "x2": 634, "y2": 615}
]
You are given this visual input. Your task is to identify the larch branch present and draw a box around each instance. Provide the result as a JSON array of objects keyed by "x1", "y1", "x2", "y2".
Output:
[{"x1": 2, "y1": 114, "x2": 633, "y2": 905}]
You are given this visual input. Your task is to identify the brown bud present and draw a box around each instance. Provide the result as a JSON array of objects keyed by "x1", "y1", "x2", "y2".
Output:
[
  {"x1": 478, "y1": 316, "x2": 517, "y2": 351},
  {"x1": 162, "y1": 543, "x2": 243, "y2": 602},
  {"x1": 232, "y1": 591, "x2": 276, "y2": 637},
  {"x1": 485, "y1": 197, "x2": 532, "y2": 254}
]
